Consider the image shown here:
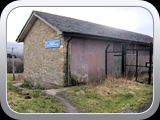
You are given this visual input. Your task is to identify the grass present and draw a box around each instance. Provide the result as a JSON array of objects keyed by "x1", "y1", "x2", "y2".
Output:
[
  {"x1": 7, "y1": 73, "x2": 153, "y2": 113},
  {"x1": 60, "y1": 76, "x2": 153, "y2": 113},
  {"x1": 7, "y1": 74, "x2": 67, "y2": 113}
]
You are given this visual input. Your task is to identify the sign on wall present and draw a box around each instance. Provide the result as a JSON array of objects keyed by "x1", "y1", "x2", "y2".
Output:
[{"x1": 45, "y1": 40, "x2": 60, "y2": 48}]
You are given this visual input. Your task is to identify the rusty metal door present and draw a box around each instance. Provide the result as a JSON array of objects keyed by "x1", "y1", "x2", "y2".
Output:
[{"x1": 114, "y1": 55, "x2": 122, "y2": 77}]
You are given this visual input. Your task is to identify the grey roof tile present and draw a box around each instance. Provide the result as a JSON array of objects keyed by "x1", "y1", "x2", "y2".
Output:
[{"x1": 32, "y1": 11, "x2": 153, "y2": 43}]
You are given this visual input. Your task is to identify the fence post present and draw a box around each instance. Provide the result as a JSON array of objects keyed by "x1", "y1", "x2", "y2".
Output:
[
  {"x1": 148, "y1": 42, "x2": 153, "y2": 84},
  {"x1": 135, "y1": 50, "x2": 138, "y2": 82},
  {"x1": 121, "y1": 43, "x2": 126, "y2": 77},
  {"x1": 12, "y1": 47, "x2": 15, "y2": 80}
]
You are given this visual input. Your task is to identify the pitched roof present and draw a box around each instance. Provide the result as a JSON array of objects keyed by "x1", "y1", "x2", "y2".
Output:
[{"x1": 16, "y1": 10, "x2": 153, "y2": 44}]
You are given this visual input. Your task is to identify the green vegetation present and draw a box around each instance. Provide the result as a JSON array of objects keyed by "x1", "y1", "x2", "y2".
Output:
[
  {"x1": 7, "y1": 74, "x2": 67, "y2": 113},
  {"x1": 60, "y1": 77, "x2": 153, "y2": 113},
  {"x1": 7, "y1": 73, "x2": 153, "y2": 113}
]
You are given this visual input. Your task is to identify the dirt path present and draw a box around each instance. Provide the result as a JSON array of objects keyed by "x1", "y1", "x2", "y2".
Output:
[
  {"x1": 13, "y1": 83, "x2": 79, "y2": 113},
  {"x1": 42, "y1": 89, "x2": 79, "y2": 113},
  {"x1": 12, "y1": 83, "x2": 26, "y2": 90},
  {"x1": 54, "y1": 93, "x2": 79, "y2": 113}
]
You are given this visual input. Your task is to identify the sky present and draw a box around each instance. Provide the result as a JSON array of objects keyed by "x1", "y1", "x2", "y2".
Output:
[{"x1": 7, "y1": 7, "x2": 153, "y2": 43}]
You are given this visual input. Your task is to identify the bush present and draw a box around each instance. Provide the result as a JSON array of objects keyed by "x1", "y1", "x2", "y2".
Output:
[
  {"x1": 15, "y1": 62, "x2": 24, "y2": 73},
  {"x1": 7, "y1": 59, "x2": 24, "y2": 73}
]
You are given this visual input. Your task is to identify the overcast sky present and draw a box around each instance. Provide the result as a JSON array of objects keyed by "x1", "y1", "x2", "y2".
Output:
[{"x1": 7, "y1": 7, "x2": 153, "y2": 43}]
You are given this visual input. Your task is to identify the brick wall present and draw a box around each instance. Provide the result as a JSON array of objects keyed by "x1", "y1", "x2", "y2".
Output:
[
  {"x1": 24, "y1": 19, "x2": 66, "y2": 89},
  {"x1": 70, "y1": 37, "x2": 113, "y2": 83},
  {"x1": 70, "y1": 39, "x2": 151, "y2": 83},
  {"x1": 126, "y1": 54, "x2": 150, "y2": 74}
]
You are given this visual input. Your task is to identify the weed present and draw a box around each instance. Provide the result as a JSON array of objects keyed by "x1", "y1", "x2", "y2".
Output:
[{"x1": 60, "y1": 77, "x2": 153, "y2": 113}]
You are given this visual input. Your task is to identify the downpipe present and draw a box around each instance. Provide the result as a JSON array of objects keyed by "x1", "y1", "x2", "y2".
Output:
[
  {"x1": 105, "y1": 44, "x2": 110, "y2": 78},
  {"x1": 66, "y1": 37, "x2": 73, "y2": 86}
]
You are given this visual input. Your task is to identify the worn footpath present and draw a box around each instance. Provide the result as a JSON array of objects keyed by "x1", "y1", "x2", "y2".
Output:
[{"x1": 12, "y1": 83, "x2": 79, "y2": 113}]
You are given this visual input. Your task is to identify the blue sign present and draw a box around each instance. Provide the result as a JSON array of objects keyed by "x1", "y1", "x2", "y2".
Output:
[{"x1": 45, "y1": 40, "x2": 60, "y2": 48}]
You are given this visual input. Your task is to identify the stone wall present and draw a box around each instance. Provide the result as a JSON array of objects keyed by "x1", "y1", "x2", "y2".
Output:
[{"x1": 24, "y1": 19, "x2": 67, "y2": 89}]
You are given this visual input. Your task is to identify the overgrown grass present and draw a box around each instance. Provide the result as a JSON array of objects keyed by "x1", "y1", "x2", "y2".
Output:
[
  {"x1": 60, "y1": 77, "x2": 153, "y2": 113},
  {"x1": 7, "y1": 74, "x2": 67, "y2": 113}
]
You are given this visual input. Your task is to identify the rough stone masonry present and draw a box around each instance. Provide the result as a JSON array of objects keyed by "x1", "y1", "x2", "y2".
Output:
[{"x1": 24, "y1": 19, "x2": 67, "y2": 89}]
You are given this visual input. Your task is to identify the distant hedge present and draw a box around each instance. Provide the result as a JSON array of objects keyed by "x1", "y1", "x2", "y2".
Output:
[{"x1": 7, "y1": 59, "x2": 23, "y2": 73}]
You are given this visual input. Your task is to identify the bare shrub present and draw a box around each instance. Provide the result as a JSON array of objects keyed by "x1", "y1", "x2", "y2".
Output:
[
  {"x1": 14, "y1": 73, "x2": 24, "y2": 81},
  {"x1": 84, "y1": 76, "x2": 145, "y2": 97}
]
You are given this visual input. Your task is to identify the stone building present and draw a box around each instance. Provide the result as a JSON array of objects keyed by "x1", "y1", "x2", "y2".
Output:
[{"x1": 16, "y1": 11, "x2": 153, "y2": 89}]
